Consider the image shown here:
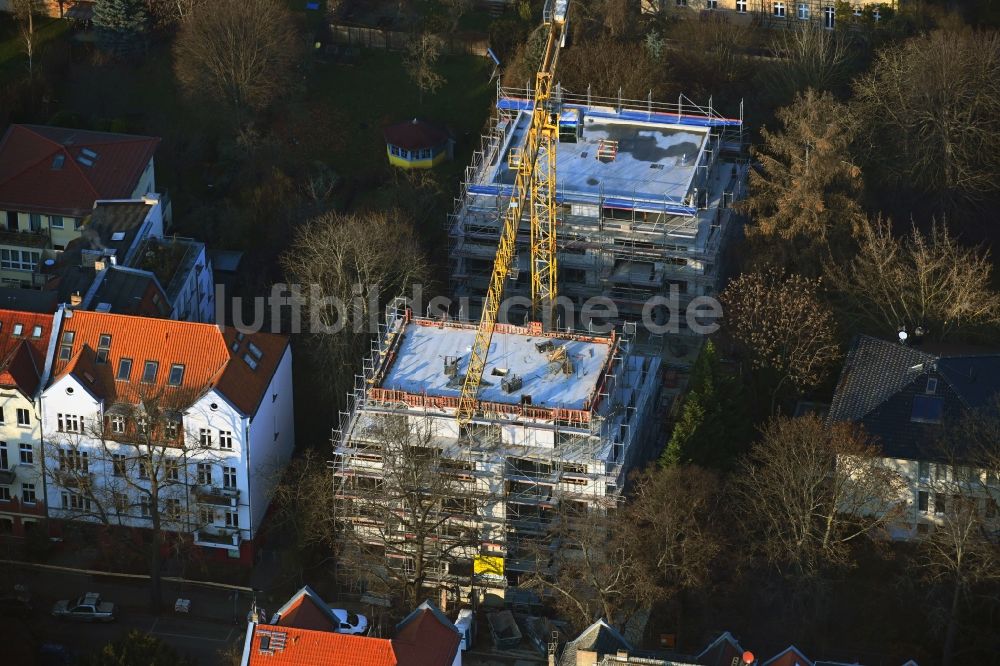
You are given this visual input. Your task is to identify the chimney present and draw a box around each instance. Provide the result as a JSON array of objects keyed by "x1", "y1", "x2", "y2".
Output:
[
  {"x1": 70, "y1": 292, "x2": 82, "y2": 307},
  {"x1": 93, "y1": 259, "x2": 106, "y2": 272},
  {"x1": 576, "y1": 648, "x2": 598, "y2": 666}
]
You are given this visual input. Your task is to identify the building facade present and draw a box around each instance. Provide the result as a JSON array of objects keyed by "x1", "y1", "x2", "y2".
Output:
[
  {"x1": 39, "y1": 309, "x2": 294, "y2": 563},
  {"x1": 448, "y1": 86, "x2": 746, "y2": 333},
  {"x1": 333, "y1": 307, "x2": 661, "y2": 601},
  {"x1": 643, "y1": 0, "x2": 897, "y2": 28},
  {"x1": 0, "y1": 310, "x2": 54, "y2": 538}
]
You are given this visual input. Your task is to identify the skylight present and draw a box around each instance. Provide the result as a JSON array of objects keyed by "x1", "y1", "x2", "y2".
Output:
[
  {"x1": 51, "y1": 154, "x2": 65, "y2": 170},
  {"x1": 12, "y1": 324, "x2": 23, "y2": 336},
  {"x1": 243, "y1": 353, "x2": 258, "y2": 370},
  {"x1": 248, "y1": 342, "x2": 263, "y2": 360},
  {"x1": 142, "y1": 360, "x2": 159, "y2": 383},
  {"x1": 81, "y1": 148, "x2": 98, "y2": 159},
  {"x1": 168, "y1": 364, "x2": 185, "y2": 386},
  {"x1": 111, "y1": 232, "x2": 126, "y2": 242},
  {"x1": 76, "y1": 156, "x2": 94, "y2": 167}
]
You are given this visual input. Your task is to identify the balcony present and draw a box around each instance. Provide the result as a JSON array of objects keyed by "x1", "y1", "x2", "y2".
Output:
[
  {"x1": 0, "y1": 468, "x2": 15, "y2": 485},
  {"x1": 195, "y1": 486, "x2": 239, "y2": 507},
  {"x1": 193, "y1": 527, "x2": 241, "y2": 550},
  {"x1": 0, "y1": 227, "x2": 50, "y2": 249}
]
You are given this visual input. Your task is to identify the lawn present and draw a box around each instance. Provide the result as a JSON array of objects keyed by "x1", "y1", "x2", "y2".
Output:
[{"x1": 310, "y1": 48, "x2": 494, "y2": 186}]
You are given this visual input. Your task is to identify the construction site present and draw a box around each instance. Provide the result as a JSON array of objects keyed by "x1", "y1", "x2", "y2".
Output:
[
  {"x1": 449, "y1": 84, "x2": 747, "y2": 331},
  {"x1": 332, "y1": 305, "x2": 662, "y2": 602}
]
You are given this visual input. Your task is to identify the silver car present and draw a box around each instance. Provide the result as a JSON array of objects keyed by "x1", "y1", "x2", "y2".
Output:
[{"x1": 51, "y1": 592, "x2": 117, "y2": 622}]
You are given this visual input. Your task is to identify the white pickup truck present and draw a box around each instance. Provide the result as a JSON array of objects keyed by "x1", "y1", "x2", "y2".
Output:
[{"x1": 51, "y1": 592, "x2": 117, "y2": 622}]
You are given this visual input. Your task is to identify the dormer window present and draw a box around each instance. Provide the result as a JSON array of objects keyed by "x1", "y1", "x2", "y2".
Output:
[
  {"x1": 96, "y1": 334, "x2": 112, "y2": 364},
  {"x1": 926, "y1": 377, "x2": 938, "y2": 394},
  {"x1": 142, "y1": 361, "x2": 159, "y2": 383},
  {"x1": 168, "y1": 364, "x2": 185, "y2": 386},
  {"x1": 58, "y1": 330, "x2": 75, "y2": 361}
]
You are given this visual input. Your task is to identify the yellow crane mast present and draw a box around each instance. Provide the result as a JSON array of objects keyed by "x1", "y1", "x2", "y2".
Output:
[{"x1": 456, "y1": 1, "x2": 569, "y2": 427}]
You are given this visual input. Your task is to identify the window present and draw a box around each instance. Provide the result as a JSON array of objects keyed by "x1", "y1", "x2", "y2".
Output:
[
  {"x1": 823, "y1": 4, "x2": 835, "y2": 28},
  {"x1": 59, "y1": 449, "x2": 89, "y2": 473},
  {"x1": 112, "y1": 492, "x2": 128, "y2": 514},
  {"x1": 29, "y1": 214, "x2": 41, "y2": 231},
  {"x1": 96, "y1": 334, "x2": 111, "y2": 364},
  {"x1": 197, "y1": 463, "x2": 212, "y2": 485},
  {"x1": 199, "y1": 507, "x2": 215, "y2": 526},
  {"x1": 0, "y1": 407, "x2": 4, "y2": 424},
  {"x1": 225, "y1": 511, "x2": 239, "y2": 528},
  {"x1": 111, "y1": 415, "x2": 126, "y2": 434},
  {"x1": 139, "y1": 459, "x2": 150, "y2": 479},
  {"x1": 22, "y1": 483, "x2": 36, "y2": 503},
  {"x1": 934, "y1": 463, "x2": 948, "y2": 481},
  {"x1": 852, "y1": 5, "x2": 862, "y2": 16},
  {"x1": 736, "y1": 0, "x2": 746, "y2": 11},
  {"x1": 19, "y1": 443, "x2": 32, "y2": 465},
  {"x1": 142, "y1": 361, "x2": 158, "y2": 383},
  {"x1": 116, "y1": 358, "x2": 132, "y2": 381},
  {"x1": 0, "y1": 443, "x2": 6, "y2": 469},
  {"x1": 199, "y1": 429, "x2": 213, "y2": 448},
  {"x1": 165, "y1": 421, "x2": 179, "y2": 439},
  {"x1": 165, "y1": 498, "x2": 181, "y2": 520},
  {"x1": 0, "y1": 249, "x2": 40, "y2": 272},
  {"x1": 140, "y1": 496, "x2": 151, "y2": 518},
  {"x1": 219, "y1": 431, "x2": 233, "y2": 450},
  {"x1": 16, "y1": 408, "x2": 29, "y2": 426},
  {"x1": 918, "y1": 461, "x2": 930, "y2": 481},
  {"x1": 113, "y1": 454, "x2": 126, "y2": 477},
  {"x1": 31, "y1": 325, "x2": 42, "y2": 338},
  {"x1": 0, "y1": 486, "x2": 9, "y2": 501},
  {"x1": 165, "y1": 459, "x2": 179, "y2": 481},
  {"x1": 12, "y1": 324, "x2": 23, "y2": 336},
  {"x1": 873, "y1": 6, "x2": 880, "y2": 21},
  {"x1": 57, "y1": 414, "x2": 83, "y2": 433},
  {"x1": 774, "y1": 1, "x2": 786, "y2": 17},
  {"x1": 707, "y1": 0, "x2": 717, "y2": 7},
  {"x1": 51, "y1": 215, "x2": 64, "y2": 229},
  {"x1": 62, "y1": 492, "x2": 91, "y2": 512},
  {"x1": 934, "y1": 493, "x2": 946, "y2": 515},
  {"x1": 675, "y1": 0, "x2": 687, "y2": 5},
  {"x1": 74, "y1": 218, "x2": 83, "y2": 230},
  {"x1": 918, "y1": 490, "x2": 929, "y2": 513},
  {"x1": 223, "y1": 466, "x2": 237, "y2": 489},
  {"x1": 168, "y1": 364, "x2": 185, "y2": 386},
  {"x1": 797, "y1": 2, "x2": 809, "y2": 18}
]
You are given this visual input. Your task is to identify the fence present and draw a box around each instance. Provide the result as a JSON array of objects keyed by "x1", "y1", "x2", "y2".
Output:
[{"x1": 328, "y1": 23, "x2": 490, "y2": 57}]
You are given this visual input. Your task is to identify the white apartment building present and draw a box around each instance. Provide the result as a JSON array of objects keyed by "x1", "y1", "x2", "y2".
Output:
[{"x1": 39, "y1": 308, "x2": 294, "y2": 563}]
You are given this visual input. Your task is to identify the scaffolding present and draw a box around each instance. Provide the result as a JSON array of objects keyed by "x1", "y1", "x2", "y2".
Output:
[
  {"x1": 448, "y1": 83, "x2": 749, "y2": 329},
  {"x1": 332, "y1": 303, "x2": 662, "y2": 593}
]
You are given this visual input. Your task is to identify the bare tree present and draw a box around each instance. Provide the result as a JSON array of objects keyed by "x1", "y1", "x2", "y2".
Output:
[
  {"x1": 721, "y1": 269, "x2": 841, "y2": 413},
  {"x1": 267, "y1": 449, "x2": 338, "y2": 566},
  {"x1": 825, "y1": 216, "x2": 1000, "y2": 341},
  {"x1": 765, "y1": 22, "x2": 852, "y2": 98},
  {"x1": 335, "y1": 415, "x2": 494, "y2": 613},
  {"x1": 11, "y1": 0, "x2": 40, "y2": 78},
  {"x1": 405, "y1": 33, "x2": 446, "y2": 104},
  {"x1": 280, "y1": 209, "x2": 429, "y2": 408},
  {"x1": 173, "y1": 0, "x2": 299, "y2": 118},
  {"x1": 741, "y1": 89, "x2": 863, "y2": 271},
  {"x1": 522, "y1": 500, "x2": 657, "y2": 633},
  {"x1": 735, "y1": 415, "x2": 907, "y2": 579},
  {"x1": 441, "y1": 0, "x2": 472, "y2": 33},
  {"x1": 44, "y1": 387, "x2": 225, "y2": 612},
  {"x1": 853, "y1": 29, "x2": 1000, "y2": 212}
]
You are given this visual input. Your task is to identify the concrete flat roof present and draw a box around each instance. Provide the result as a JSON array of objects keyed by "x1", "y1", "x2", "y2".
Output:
[
  {"x1": 489, "y1": 111, "x2": 708, "y2": 208},
  {"x1": 377, "y1": 321, "x2": 613, "y2": 410}
]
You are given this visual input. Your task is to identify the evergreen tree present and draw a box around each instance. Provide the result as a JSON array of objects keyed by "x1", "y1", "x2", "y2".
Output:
[
  {"x1": 660, "y1": 340, "x2": 749, "y2": 470},
  {"x1": 92, "y1": 0, "x2": 148, "y2": 57}
]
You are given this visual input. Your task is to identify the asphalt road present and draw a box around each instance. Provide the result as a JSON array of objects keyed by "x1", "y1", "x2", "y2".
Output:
[{"x1": 7, "y1": 567, "x2": 248, "y2": 665}]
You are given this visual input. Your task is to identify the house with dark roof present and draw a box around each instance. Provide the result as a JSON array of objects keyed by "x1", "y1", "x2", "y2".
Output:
[
  {"x1": 39, "y1": 308, "x2": 293, "y2": 563},
  {"x1": 383, "y1": 118, "x2": 453, "y2": 169},
  {"x1": 241, "y1": 589, "x2": 462, "y2": 666},
  {"x1": 828, "y1": 335, "x2": 1000, "y2": 538},
  {"x1": 0, "y1": 309, "x2": 55, "y2": 538},
  {"x1": 0, "y1": 125, "x2": 160, "y2": 288}
]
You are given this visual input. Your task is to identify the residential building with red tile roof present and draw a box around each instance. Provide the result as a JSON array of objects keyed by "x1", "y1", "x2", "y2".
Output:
[
  {"x1": 39, "y1": 307, "x2": 293, "y2": 563},
  {"x1": 0, "y1": 309, "x2": 55, "y2": 537},
  {"x1": 241, "y1": 589, "x2": 462, "y2": 666},
  {"x1": 0, "y1": 124, "x2": 160, "y2": 288}
]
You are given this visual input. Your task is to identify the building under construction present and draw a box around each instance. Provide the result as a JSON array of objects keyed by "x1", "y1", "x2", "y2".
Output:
[
  {"x1": 332, "y1": 305, "x2": 662, "y2": 601},
  {"x1": 449, "y1": 85, "x2": 746, "y2": 331}
]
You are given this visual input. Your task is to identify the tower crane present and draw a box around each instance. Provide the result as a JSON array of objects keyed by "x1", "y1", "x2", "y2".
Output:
[{"x1": 456, "y1": 1, "x2": 569, "y2": 427}]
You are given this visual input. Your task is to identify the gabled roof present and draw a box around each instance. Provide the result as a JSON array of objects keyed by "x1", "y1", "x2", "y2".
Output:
[
  {"x1": 392, "y1": 600, "x2": 461, "y2": 666},
  {"x1": 0, "y1": 309, "x2": 55, "y2": 397},
  {"x1": 695, "y1": 632, "x2": 747, "y2": 666},
  {"x1": 559, "y1": 619, "x2": 633, "y2": 666},
  {"x1": 49, "y1": 310, "x2": 288, "y2": 417},
  {"x1": 0, "y1": 125, "x2": 159, "y2": 217},
  {"x1": 270, "y1": 586, "x2": 342, "y2": 633},
  {"x1": 763, "y1": 646, "x2": 813, "y2": 666},
  {"x1": 245, "y1": 625, "x2": 397, "y2": 666},
  {"x1": 828, "y1": 335, "x2": 1000, "y2": 461}
]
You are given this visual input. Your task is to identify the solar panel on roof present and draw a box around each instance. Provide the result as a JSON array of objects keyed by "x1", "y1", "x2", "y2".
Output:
[{"x1": 911, "y1": 395, "x2": 944, "y2": 424}]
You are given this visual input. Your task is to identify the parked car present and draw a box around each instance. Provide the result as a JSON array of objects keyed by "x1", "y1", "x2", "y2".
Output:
[
  {"x1": 331, "y1": 608, "x2": 367, "y2": 635},
  {"x1": 51, "y1": 592, "x2": 117, "y2": 622}
]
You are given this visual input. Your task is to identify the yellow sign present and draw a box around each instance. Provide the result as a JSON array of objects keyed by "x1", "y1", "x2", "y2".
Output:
[{"x1": 474, "y1": 555, "x2": 505, "y2": 578}]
